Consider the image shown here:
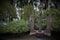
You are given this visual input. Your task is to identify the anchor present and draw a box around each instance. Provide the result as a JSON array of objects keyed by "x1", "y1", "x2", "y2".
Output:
[
  {"x1": 29, "y1": 0, "x2": 52, "y2": 37},
  {"x1": 29, "y1": 15, "x2": 52, "y2": 37}
]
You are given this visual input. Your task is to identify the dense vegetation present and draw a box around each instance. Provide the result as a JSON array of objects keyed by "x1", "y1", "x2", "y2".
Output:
[
  {"x1": 0, "y1": 1, "x2": 16, "y2": 22},
  {"x1": 0, "y1": 0, "x2": 60, "y2": 33},
  {"x1": 0, "y1": 19, "x2": 29, "y2": 33}
]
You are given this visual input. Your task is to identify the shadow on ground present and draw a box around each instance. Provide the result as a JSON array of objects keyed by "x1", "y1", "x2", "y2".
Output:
[{"x1": 0, "y1": 31, "x2": 60, "y2": 40}]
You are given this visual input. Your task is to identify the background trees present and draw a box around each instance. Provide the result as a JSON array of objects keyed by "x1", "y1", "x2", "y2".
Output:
[{"x1": 0, "y1": 1, "x2": 16, "y2": 22}]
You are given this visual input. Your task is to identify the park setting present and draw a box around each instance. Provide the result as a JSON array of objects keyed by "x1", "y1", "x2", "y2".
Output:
[{"x1": 0, "y1": 0, "x2": 60, "y2": 40}]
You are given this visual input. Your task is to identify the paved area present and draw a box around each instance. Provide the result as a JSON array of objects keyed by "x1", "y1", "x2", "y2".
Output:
[
  {"x1": 1, "y1": 35, "x2": 36, "y2": 40},
  {"x1": 0, "y1": 33, "x2": 59, "y2": 40}
]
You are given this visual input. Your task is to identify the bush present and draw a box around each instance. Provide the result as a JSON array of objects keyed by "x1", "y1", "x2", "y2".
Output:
[
  {"x1": 22, "y1": 5, "x2": 34, "y2": 20},
  {"x1": 0, "y1": 19, "x2": 29, "y2": 33},
  {"x1": 43, "y1": 8, "x2": 60, "y2": 31},
  {"x1": 34, "y1": 8, "x2": 60, "y2": 31},
  {"x1": 34, "y1": 13, "x2": 46, "y2": 30}
]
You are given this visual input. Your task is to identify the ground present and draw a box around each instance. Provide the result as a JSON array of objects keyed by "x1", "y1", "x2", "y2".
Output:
[{"x1": 0, "y1": 32, "x2": 60, "y2": 40}]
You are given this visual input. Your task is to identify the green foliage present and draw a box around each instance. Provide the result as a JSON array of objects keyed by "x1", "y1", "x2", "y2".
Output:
[
  {"x1": 22, "y1": 5, "x2": 34, "y2": 20},
  {"x1": 34, "y1": 13, "x2": 39, "y2": 29},
  {"x1": 43, "y1": 8, "x2": 60, "y2": 31},
  {"x1": 0, "y1": 19, "x2": 29, "y2": 33},
  {"x1": 34, "y1": 13, "x2": 46, "y2": 30},
  {"x1": 0, "y1": 1, "x2": 16, "y2": 19},
  {"x1": 34, "y1": 8, "x2": 60, "y2": 31}
]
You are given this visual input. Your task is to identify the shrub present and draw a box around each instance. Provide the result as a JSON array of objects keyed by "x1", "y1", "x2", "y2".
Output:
[
  {"x1": 34, "y1": 8, "x2": 60, "y2": 31},
  {"x1": 43, "y1": 8, "x2": 60, "y2": 31},
  {"x1": 34, "y1": 13, "x2": 46, "y2": 30},
  {"x1": 22, "y1": 5, "x2": 34, "y2": 20},
  {"x1": 0, "y1": 19, "x2": 29, "y2": 33}
]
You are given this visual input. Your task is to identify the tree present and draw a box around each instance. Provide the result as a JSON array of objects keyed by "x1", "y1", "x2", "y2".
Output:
[
  {"x1": 23, "y1": 5, "x2": 34, "y2": 20},
  {"x1": 0, "y1": 1, "x2": 16, "y2": 22}
]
